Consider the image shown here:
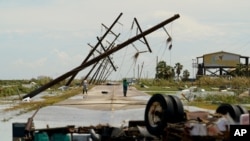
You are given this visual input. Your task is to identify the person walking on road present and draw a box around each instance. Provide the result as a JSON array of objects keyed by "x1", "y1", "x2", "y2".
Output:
[
  {"x1": 83, "y1": 80, "x2": 88, "y2": 94},
  {"x1": 123, "y1": 78, "x2": 129, "y2": 97}
]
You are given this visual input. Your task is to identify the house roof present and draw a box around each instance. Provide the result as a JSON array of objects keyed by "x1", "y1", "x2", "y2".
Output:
[
  {"x1": 203, "y1": 51, "x2": 240, "y2": 57},
  {"x1": 196, "y1": 51, "x2": 249, "y2": 59}
]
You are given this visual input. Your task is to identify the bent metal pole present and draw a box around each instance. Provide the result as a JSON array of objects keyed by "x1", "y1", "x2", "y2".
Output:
[{"x1": 23, "y1": 14, "x2": 180, "y2": 99}]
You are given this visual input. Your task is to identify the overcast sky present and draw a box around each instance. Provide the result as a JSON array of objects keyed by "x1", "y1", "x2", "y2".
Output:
[{"x1": 1, "y1": 0, "x2": 249, "y2": 80}]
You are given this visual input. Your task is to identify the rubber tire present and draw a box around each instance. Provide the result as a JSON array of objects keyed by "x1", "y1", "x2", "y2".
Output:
[
  {"x1": 236, "y1": 105, "x2": 248, "y2": 114},
  {"x1": 144, "y1": 94, "x2": 175, "y2": 136},
  {"x1": 216, "y1": 103, "x2": 242, "y2": 122},
  {"x1": 167, "y1": 95, "x2": 185, "y2": 123}
]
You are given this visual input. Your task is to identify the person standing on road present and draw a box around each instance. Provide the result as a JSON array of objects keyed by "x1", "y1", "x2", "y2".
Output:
[
  {"x1": 123, "y1": 78, "x2": 129, "y2": 97},
  {"x1": 83, "y1": 80, "x2": 88, "y2": 94}
]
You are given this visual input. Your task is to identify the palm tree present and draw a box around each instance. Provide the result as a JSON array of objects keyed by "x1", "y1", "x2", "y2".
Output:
[
  {"x1": 156, "y1": 61, "x2": 175, "y2": 80},
  {"x1": 156, "y1": 61, "x2": 167, "y2": 79},
  {"x1": 165, "y1": 65, "x2": 175, "y2": 79},
  {"x1": 174, "y1": 62, "x2": 183, "y2": 81},
  {"x1": 235, "y1": 63, "x2": 244, "y2": 76},
  {"x1": 182, "y1": 69, "x2": 190, "y2": 81}
]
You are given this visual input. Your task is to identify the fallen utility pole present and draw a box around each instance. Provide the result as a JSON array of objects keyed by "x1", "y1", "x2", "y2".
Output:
[
  {"x1": 89, "y1": 58, "x2": 106, "y2": 84},
  {"x1": 133, "y1": 18, "x2": 152, "y2": 53},
  {"x1": 22, "y1": 14, "x2": 180, "y2": 99},
  {"x1": 84, "y1": 34, "x2": 119, "y2": 82},
  {"x1": 65, "y1": 12, "x2": 123, "y2": 86}
]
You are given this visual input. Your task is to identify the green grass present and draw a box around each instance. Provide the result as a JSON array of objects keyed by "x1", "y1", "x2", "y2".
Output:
[
  {"x1": 134, "y1": 84, "x2": 179, "y2": 91},
  {"x1": 134, "y1": 83, "x2": 250, "y2": 110},
  {"x1": 185, "y1": 101, "x2": 219, "y2": 110},
  {"x1": 3, "y1": 78, "x2": 250, "y2": 116},
  {"x1": 4, "y1": 87, "x2": 82, "y2": 112},
  {"x1": 144, "y1": 91, "x2": 176, "y2": 95}
]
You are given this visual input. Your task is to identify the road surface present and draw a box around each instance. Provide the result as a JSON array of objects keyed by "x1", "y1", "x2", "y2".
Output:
[{"x1": 0, "y1": 84, "x2": 215, "y2": 140}]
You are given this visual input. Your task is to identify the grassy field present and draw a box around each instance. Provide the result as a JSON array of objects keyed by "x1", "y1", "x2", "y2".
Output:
[
  {"x1": 134, "y1": 77, "x2": 250, "y2": 110},
  {"x1": 3, "y1": 87, "x2": 82, "y2": 114},
  {"x1": 1, "y1": 76, "x2": 250, "y2": 115}
]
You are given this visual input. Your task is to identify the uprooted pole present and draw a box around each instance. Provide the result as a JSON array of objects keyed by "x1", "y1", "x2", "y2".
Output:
[
  {"x1": 22, "y1": 14, "x2": 180, "y2": 99},
  {"x1": 65, "y1": 12, "x2": 123, "y2": 86}
]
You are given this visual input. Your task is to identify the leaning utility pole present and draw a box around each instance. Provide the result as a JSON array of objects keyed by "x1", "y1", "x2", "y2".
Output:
[
  {"x1": 22, "y1": 14, "x2": 180, "y2": 99},
  {"x1": 65, "y1": 13, "x2": 123, "y2": 86}
]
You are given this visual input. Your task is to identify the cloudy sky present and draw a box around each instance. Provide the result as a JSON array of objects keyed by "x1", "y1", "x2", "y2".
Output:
[{"x1": 1, "y1": 0, "x2": 249, "y2": 80}]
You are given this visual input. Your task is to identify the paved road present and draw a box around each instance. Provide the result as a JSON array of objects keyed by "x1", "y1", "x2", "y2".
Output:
[
  {"x1": 0, "y1": 84, "x2": 216, "y2": 140},
  {"x1": 1, "y1": 84, "x2": 152, "y2": 140},
  {"x1": 56, "y1": 84, "x2": 151, "y2": 111}
]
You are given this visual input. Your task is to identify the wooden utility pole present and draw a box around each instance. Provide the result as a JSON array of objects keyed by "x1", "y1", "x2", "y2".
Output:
[
  {"x1": 23, "y1": 14, "x2": 180, "y2": 99},
  {"x1": 65, "y1": 13, "x2": 123, "y2": 86}
]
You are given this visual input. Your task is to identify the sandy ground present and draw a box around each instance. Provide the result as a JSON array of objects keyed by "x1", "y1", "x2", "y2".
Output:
[{"x1": 0, "y1": 84, "x2": 215, "y2": 140}]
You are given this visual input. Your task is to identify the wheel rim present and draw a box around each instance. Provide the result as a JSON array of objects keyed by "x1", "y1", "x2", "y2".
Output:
[
  {"x1": 144, "y1": 94, "x2": 174, "y2": 136},
  {"x1": 147, "y1": 101, "x2": 163, "y2": 128}
]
